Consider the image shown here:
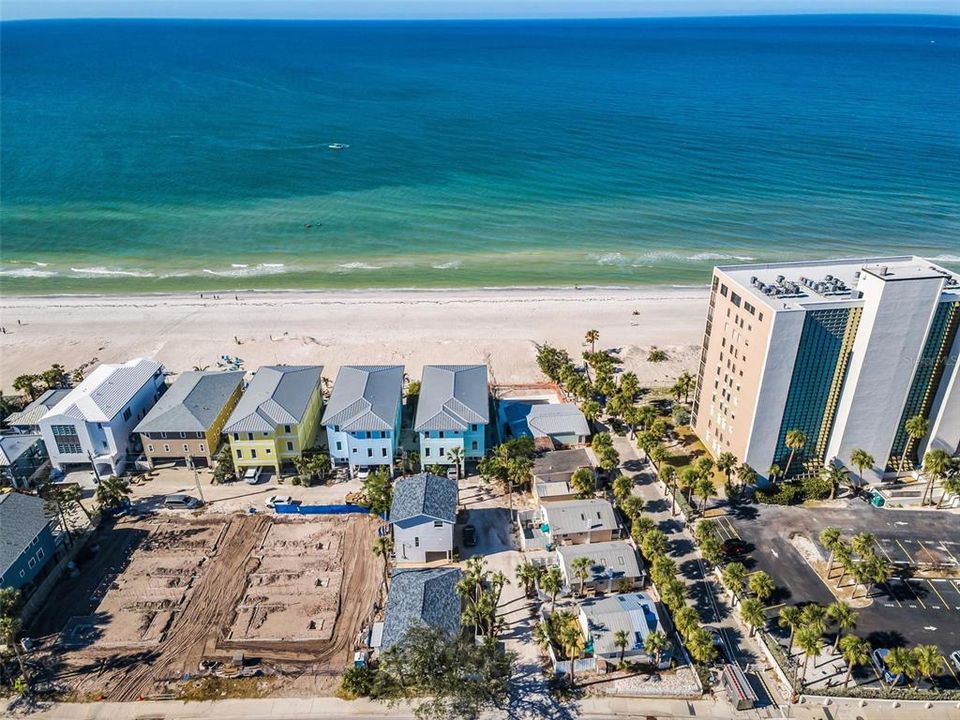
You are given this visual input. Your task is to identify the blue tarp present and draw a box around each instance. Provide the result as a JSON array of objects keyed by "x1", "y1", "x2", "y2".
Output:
[{"x1": 273, "y1": 503, "x2": 367, "y2": 515}]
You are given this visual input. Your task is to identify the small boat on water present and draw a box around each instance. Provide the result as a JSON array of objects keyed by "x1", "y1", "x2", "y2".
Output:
[{"x1": 328, "y1": 143, "x2": 349, "y2": 150}]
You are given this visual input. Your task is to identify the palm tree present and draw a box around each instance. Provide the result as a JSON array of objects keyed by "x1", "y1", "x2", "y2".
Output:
[
  {"x1": 560, "y1": 622, "x2": 585, "y2": 686},
  {"x1": 839, "y1": 634, "x2": 871, "y2": 689},
  {"x1": 0, "y1": 613, "x2": 27, "y2": 681},
  {"x1": 885, "y1": 647, "x2": 916, "y2": 687},
  {"x1": 783, "y1": 429, "x2": 807, "y2": 478},
  {"x1": 938, "y1": 473, "x2": 960, "y2": 509},
  {"x1": 372, "y1": 535, "x2": 393, "y2": 589},
  {"x1": 614, "y1": 629, "x2": 629, "y2": 666},
  {"x1": 818, "y1": 527, "x2": 842, "y2": 577},
  {"x1": 694, "y1": 475, "x2": 714, "y2": 514},
  {"x1": 686, "y1": 627, "x2": 718, "y2": 664},
  {"x1": 533, "y1": 621, "x2": 551, "y2": 652},
  {"x1": 722, "y1": 562, "x2": 747, "y2": 606},
  {"x1": 778, "y1": 605, "x2": 802, "y2": 654},
  {"x1": 584, "y1": 329, "x2": 599, "y2": 353},
  {"x1": 541, "y1": 566, "x2": 563, "y2": 611},
  {"x1": 461, "y1": 599, "x2": 486, "y2": 638},
  {"x1": 716, "y1": 452, "x2": 737, "y2": 484},
  {"x1": 849, "y1": 448, "x2": 874, "y2": 488},
  {"x1": 673, "y1": 606, "x2": 700, "y2": 639},
  {"x1": 581, "y1": 399, "x2": 601, "y2": 426},
  {"x1": 827, "y1": 601, "x2": 857, "y2": 653},
  {"x1": 571, "y1": 556, "x2": 592, "y2": 597},
  {"x1": 767, "y1": 464, "x2": 783, "y2": 485},
  {"x1": 640, "y1": 528, "x2": 668, "y2": 560},
  {"x1": 850, "y1": 532, "x2": 875, "y2": 560},
  {"x1": 661, "y1": 465, "x2": 678, "y2": 516},
  {"x1": 921, "y1": 448, "x2": 952, "y2": 506},
  {"x1": 795, "y1": 626, "x2": 824, "y2": 688},
  {"x1": 515, "y1": 561, "x2": 542, "y2": 598},
  {"x1": 447, "y1": 446, "x2": 465, "y2": 480},
  {"x1": 912, "y1": 644, "x2": 943, "y2": 690},
  {"x1": 740, "y1": 598, "x2": 766, "y2": 637},
  {"x1": 899, "y1": 414, "x2": 928, "y2": 472},
  {"x1": 747, "y1": 571, "x2": 775, "y2": 603},
  {"x1": 644, "y1": 629, "x2": 669, "y2": 667},
  {"x1": 736, "y1": 463, "x2": 757, "y2": 489},
  {"x1": 823, "y1": 463, "x2": 847, "y2": 500},
  {"x1": 799, "y1": 603, "x2": 827, "y2": 635}
]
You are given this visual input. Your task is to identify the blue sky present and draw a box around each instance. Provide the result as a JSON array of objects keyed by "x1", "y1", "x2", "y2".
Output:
[{"x1": 2, "y1": 0, "x2": 957, "y2": 20}]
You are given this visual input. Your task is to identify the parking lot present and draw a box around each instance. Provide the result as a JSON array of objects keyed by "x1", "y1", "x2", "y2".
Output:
[{"x1": 726, "y1": 502, "x2": 960, "y2": 690}]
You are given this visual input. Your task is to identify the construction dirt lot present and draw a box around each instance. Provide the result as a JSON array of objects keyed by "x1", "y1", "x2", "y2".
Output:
[{"x1": 28, "y1": 512, "x2": 382, "y2": 700}]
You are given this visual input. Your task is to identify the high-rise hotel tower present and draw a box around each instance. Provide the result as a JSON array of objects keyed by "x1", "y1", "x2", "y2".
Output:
[{"x1": 692, "y1": 256, "x2": 960, "y2": 483}]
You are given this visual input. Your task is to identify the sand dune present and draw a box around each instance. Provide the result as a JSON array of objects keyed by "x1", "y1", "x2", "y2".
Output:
[{"x1": 0, "y1": 287, "x2": 708, "y2": 388}]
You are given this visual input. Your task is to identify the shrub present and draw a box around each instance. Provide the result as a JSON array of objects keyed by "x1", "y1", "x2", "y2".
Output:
[
  {"x1": 800, "y1": 473, "x2": 832, "y2": 500},
  {"x1": 755, "y1": 482, "x2": 804, "y2": 505},
  {"x1": 647, "y1": 347, "x2": 668, "y2": 363},
  {"x1": 671, "y1": 405, "x2": 691, "y2": 426},
  {"x1": 291, "y1": 476, "x2": 302, "y2": 486},
  {"x1": 340, "y1": 665, "x2": 376, "y2": 699}
]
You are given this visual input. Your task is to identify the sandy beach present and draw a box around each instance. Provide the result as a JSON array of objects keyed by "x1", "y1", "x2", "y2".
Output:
[{"x1": 0, "y1": 287, "x2": 708, "y2": 388}]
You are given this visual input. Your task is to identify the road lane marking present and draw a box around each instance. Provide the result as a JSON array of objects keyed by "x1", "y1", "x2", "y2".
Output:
[
  {"x1": 895, "y1": 539, "x2": 917, "y2": 565},
  {"x1": 900, "y1": 578, "x2": 927, "y2": 609},
  {"x1": 882, "y1": 581, "x2": 903, "y2": 608},
  {"x1": 927, "y1": 580, "x2": 951, "y2": 610}
]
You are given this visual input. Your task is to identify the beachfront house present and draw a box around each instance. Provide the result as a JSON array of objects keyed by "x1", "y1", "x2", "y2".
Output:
[
  {"x1": 4, "y1": 389, "x2": 72, "y2": 433},
  {"x1": 223, "y1": 365, "x2": 324, "y2": 476},
  {"x1": 0, "y1": 434, "x2": 48, "y2": 488},
  {"x1": 414, "y1": 365, "x2": 489, "y2": 470},
  {"x1": 578, "y1": 592, "x2": 670, "y2": 669},
  {"x1": 541, "y1": 498, "x2": 619, "y2": 545},
  {"x1": 505, "y1": 402, "x2": 590, "y2": 449},
  {"x1": 532, "y1": 448, "x2": 594, "y2": 504},
  {"x1": 0, "y1": 492, "x2": 56, "y2": 592},
  {"x1": 378, "y1": 567, "x2": 462, "y2": 651},
  {"x1": 556, "y1": 540, "x2": 643, "y2": 594},
  {"x1": 39, "y1": 358, "x2": 166, "y2": 477},
  {"x1": 135, "y1": 370, "x2": 244, "y2": 468},
  {"x1": 322, "y1": 365, "x2": 403, "y2": 473},
  {"x1": 390, "y1": 472, "x2": 458, "y2": 564}
]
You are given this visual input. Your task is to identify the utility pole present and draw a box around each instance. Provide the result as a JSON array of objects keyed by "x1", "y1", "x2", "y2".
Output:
[{"x1": 187, "y1": 456, "x2": 205, "y2": 504}]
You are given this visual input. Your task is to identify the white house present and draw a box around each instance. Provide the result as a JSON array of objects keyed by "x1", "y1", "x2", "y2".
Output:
[
  {"x1": 556, "y1": 540, "x2": 643, "y2": 593},
  {"x1": 322, "y1": 365, "x2": 403, "y2": 473},
  {"x1": 390, "y1": 472, "x2": 458, "y2": 564},
  {"x1": 39, "y1": 358, "x2": 165, "y2": 477},
  {"x1": 579, "y1": 592, "x2": 670, "y2": 669},
  {"x1": 414, "y1": 365, "x2": 489, "y2": 469}
]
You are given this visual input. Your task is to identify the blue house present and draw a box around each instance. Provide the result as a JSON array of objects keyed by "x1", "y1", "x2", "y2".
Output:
[
  {"x1": 0, "y1": 492, "x2": 56, "y2": 592},
  {"x1": 414, "y1": 365, "x2": 489, "y2": 469}
]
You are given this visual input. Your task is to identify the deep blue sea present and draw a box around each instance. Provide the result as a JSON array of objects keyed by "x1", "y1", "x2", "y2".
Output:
[{"x1": 1, "y1": 16, "x2": 958, "y2": 293}]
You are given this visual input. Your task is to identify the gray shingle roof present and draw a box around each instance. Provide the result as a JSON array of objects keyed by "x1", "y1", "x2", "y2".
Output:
[
  {"x1": 381, "y1": 567, "x2": 462, "y2": 649},
  {"x1": 4, "y1": 389, "x2": 72, "y2": 428},
  {"x1": 223, "y1": 365, "x2": 323, "y2": 433},
  {"x1": 322, "y1": 365, "x2": 403, "y2": 432},
  {"x1": 557, "y1": 540, "x2": 643, "y2": 584},
  {"x1": 527, "y1": 404, "x2": 590, "y2": 439},
  {"x1": 0, "y1": 434, "x2": 43, "y2": 467},
  {"x1": 44, "y1": 358, "x2": 163, "y2": 423},
  {"x1": 135, "y1": 371, "x2": 243, "y2": 434},
  {"x1": 390, "y1": 472, "x2": 458, "y2": 524},
  {"x1": 414, "y1": 365, "x2": 489, "y2": 432},
  {"x1": 542, "y1": 499, "x2": 618, "y2": 537},
  {"x1": 0, "y1": 492, "x2": 51, "y2": 577},
  {"x1": 533, "y1": 448, "x2": 593, "y2": 483}
]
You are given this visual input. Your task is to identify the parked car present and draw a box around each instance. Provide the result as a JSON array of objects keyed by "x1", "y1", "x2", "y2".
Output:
[
  {"x1": 243, "y1": 467, "x2": 263, "y2": 485},
  {"x1": 446, "y1": 466, "x2": 460, "y2": 481},
  {"x1": 721, "y1": 538, "x2": 749, "y2": 558},
  {"x1": 163, "y1": 494, "x2": 203, "y2": 510},
  {"x1": 354, "y1": 466, "x2": 371, "y2": 480},
  {"x1": 462, "y1": 524, "x2": 477, "y2": 547},
  {"x1": 871, "y1": 648, "x2": 907, "y2": 686},
  {"x1": 265, "y1": 495, "x2": 293, "y2": 509},
  {"x1": 949, "y1": 650, "x2": 960, "y2": 674}
]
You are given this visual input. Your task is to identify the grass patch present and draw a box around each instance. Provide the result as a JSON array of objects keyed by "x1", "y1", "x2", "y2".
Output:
[{"x1": 177, "y1": 676, "x2": 277, "y2": 701}]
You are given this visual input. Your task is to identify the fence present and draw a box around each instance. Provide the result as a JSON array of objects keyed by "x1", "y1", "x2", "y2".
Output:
[{"x1": 273, "y1": 503, "x2": 368, "y2": 515}]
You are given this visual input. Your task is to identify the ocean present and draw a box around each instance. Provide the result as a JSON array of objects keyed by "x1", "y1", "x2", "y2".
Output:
[{"x1": 1, "y1": 16, "x2": 958, "y2": 294}]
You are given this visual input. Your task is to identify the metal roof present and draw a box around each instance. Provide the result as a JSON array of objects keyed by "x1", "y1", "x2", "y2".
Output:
[
  {"x1": 0, "y1": 492, "x2": 51, "y2": 578},
  {"x1": 579, "y1": 592, "x2": 662, "y2": 656},
  {"x1": 135, "y1": 371, "x2": 243, "y2": 434},
  {"x1": 390, "y1": 472, "x2": 458, "y2": 524},
  {"x1": 0, "y1": 434, "x2": 43, "y2": 467},
  {"x1": 322, "y1": 365, "x2": 403, "y2": 432},
  {"x1": 414, "y1": 365, "x2": 489, "y2": 432},
  {"x1": 223, "y1": 366, "x2": 323, "y2": 433},
  {"x1": 4, "y1": 389, "x2": 72, "y2": 428},
  {"x1": 557, "y1": 540, "x2": 643, "y2": 584},
  {"x1": 381, "y1": 567, "x2": 462, "y2": 649},
  {"x1": 42, "y1": 358, "x2": 163, "y2": 423},
  {"x1": 542, "y1": 499, "x2": 618, "y2": 537},
  {"x1": 527, "y1": 404, "x2": 590, "y2": 439}
]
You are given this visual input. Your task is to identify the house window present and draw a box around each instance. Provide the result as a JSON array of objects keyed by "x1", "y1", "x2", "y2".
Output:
[
  {"x1": 425, "y1": 448, "x2": 431, "y2": 457},
  {"x1": 163, "y1": 444, "x2": 170, "y2": 452},
  {"x1": 414, "y1": 537, "x2": 420, "y2": 548},
  {"x1": 28, "y1": 557, "x2": 36, "y2": 569},
  {"x1": 123, "y1": 407, "x2": 132, "y2": 421},
  {"x1": 366, "y1": 431, "x2": 372, "y2": 439},
  {"x1": 233, "y1": 433, "x2": 239, "y2": 440},
  {"x1": 472, "y1": 424, "x2": 478, "y2": 432},
  {"x1": 51, "y1": 424, "x2": 82, "y2": 454},
  {"x1": 183, "y1": 444, "x2": 189, "y2": 452},
  {"x1": 433, "y1": 520, "x2": 443, "y2": 528},
  {"x1": 382, "y1": 448, "x2": 387, "y2": 457},
  {"x1": 199, "y1": 444, "x2": 205, "y2": 452},
  {"x1": 147, "y1": 444, "x2": 154, "y2": 452},
  {"x1": 336, "y1": 441, "x2": 342, "y2": 451},
  {"x1": 284, "y1": 425, "x2": 291, "y2": 434},
  {"x1": 247, "y1": 433, "x2": 254, "y2": 441},
  {"x1": 236, "y1": 449, "x2": 243, "y2": 459},
  {"x1": 287, "y1": 441, "x2": 294, "y2": 451},
  {"x1": 179, "y1": 432, "x2": 186, "y2": 439},
  {"x1": 471, "y1": 441, "x2": 478, "y2": 450},
  {"x1": 36, "y1": 548, "x2": 44, "y2": 560},
  {"x1": 251, "y1": 449, "x2": 258, "y2": 459},
  {"x1": 334, "y1": 425, "x2": 339, "y2": 432},
  {"x1": 367, "y1": 448, "x2": 373, "y2": 457},
  {"x1": 439, "y1": 431, "x2": 445, "y2": 439},
  {"x1": 266, "y1": 448, "x2": 271, "y2": 454}
]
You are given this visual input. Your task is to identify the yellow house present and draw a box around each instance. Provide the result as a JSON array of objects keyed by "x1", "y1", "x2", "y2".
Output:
[{"x1": 223, "y1": 365, "x2": 324, "y2": 475}]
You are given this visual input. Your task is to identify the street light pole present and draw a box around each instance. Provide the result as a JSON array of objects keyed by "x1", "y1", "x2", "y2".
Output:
[{"x1": 187, "y1": 456, "x2": 205, "y2": 504}]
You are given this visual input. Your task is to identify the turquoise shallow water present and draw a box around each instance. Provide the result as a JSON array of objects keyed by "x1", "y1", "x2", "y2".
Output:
[{"x1": 1, "y1": 16, "x2": 958, "y2": 294}]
